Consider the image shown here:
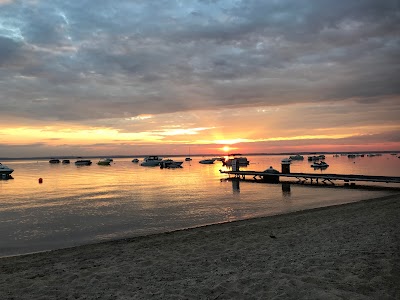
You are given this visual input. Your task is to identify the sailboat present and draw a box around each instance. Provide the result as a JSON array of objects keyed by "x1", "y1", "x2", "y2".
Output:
[{"x1": 185, "y1": 147, "x2": 192, "y2": 161}]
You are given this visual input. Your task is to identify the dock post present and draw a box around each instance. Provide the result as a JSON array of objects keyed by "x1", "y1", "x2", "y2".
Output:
[
  {"x1": 281, "y1": 160, "x2": 291, "y2": 174},
  {"x1": 232, "y1": 159, "x2": 240, "y2": 172}
]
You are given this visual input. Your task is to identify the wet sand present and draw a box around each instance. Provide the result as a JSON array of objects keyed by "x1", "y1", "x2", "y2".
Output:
[{"x1": 1, "y1": 194, "x2": 399, "y2": 299}]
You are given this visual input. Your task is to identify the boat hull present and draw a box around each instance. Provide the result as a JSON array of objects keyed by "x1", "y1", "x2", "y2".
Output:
[
  {"x1": 223, "y1": 157, "x2": 249, "y2": 167},
  {"x1": 75, "y1": 160, "x2": 92, "y2": 166},
  {"x1": 141, "y1": 156, "x2": 162, "y2": 166},
  {"x1": 0, "y1": 169, "x2": 14, "y2": 175},
  {"x1": 199, "y1": 160, "x2": 215, "y2": 164},
  {"x1": 0, "y1": 163, "x2": 14, "y2": 176},
  {"x1": 160, "y1": 160, "x2": 183, "y2": 168},
  {"x1": 140, "y1": 161, "x2": 161, "y2": 166}
]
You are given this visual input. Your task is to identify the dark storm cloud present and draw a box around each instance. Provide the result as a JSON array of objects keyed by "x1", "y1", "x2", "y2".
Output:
[{"x1": 0, "y1": 0, "x2": 399, "y2": 122}]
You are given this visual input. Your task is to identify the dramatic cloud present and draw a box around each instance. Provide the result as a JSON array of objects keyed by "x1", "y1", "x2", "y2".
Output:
[{"x1": 0, "y1": 0, "x2": 399, "y2": 156}]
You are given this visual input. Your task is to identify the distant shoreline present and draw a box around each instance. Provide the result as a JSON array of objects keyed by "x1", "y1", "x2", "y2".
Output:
[{"x1": 1, "y1": 150, "x2": 398, "y2": 161}]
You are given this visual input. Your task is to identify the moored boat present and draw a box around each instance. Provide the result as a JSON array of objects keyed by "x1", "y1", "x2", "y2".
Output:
[
  {"x1": 97, "y1": 158, "x2": 112, "y2": 165},
  {"x1": 132, "y1": 158, "x2": 139, "y2": 163},
  {"x1": 289, "y1": 154, "x2": 304, "y2": 160},
  {"x1": 160, "y1": 159, "x2": 183, "y2": 169},
  {"x1": 308, "y1": 155, "x2": 325, "y2": 161},
  {"x1": 49, "y1": 159, "x2": 60, "y2": 164},
  {"x1": 199, "y1": 158, "x2": 215, "y2": 164},
  {"x1": 0, "y1": 162, "x2": 14, "y2": 178},
  {"x1": 311, "y1": 161, "x2": 329, "y2": 169},
  {"x1": 222, "y1": 156, "x2": 250, "y2": 167},
  {"x1": 62, "y1": 159, "x2": 70, "y2": 164},
  {"x1": 75, "y1": 159, "x2": 92, "y2": 166},
  {"x1": 140, "y1": 156, "x2": 163, "y2": 166}
]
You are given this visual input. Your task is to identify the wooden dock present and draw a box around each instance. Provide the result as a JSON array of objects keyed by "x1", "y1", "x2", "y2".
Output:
[{"x1": 219, "y1": 170, "x2": 400, "y2": 185}]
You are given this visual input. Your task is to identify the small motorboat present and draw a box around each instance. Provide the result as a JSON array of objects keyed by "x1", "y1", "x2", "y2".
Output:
[
  {"x1": 199, "y1": 158, "x2": 215, "y2": 164},
  {"x1": 185, "y1": 157, "x2": 192, "y2": 161},
  {"x1": 311, "y1": 161, "x2": 329, "y2": 169},
  {"x1": 49, "y1": 159, "x2": 60, "y2": 164},
  {"x1": 0, "y1": 162, "x2": 14, "y2": 179},
  {"x1": 97, "y1": 158, "x2": 112, "y2": 165},
  {"x1": 289, "y1": 154, "x2": 304, "y2": 160},
  {"x1": 75, "y1": 159, "x2": 92, "y2": 166},
  {"x1": 160, "y1": 159, "x2": 183, "y2": 169},
  {"x1": 141, "y1": 156, "x2": 163, "y2": 166},
  {"x1": 62, "y1": 159, "x2": 70, "y2": 164},
  {"x1": 132, "y1": 158, "x2": 139, "y2": 163},
  {"x1": 222, "y1": 157, "x2": 250, "y2": 167},
  {"x1": 281, "y1": 158, "x2": 292, "y2": 164}
]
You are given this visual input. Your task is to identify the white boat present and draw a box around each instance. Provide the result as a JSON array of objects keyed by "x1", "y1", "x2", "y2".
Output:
[
  {"x1": 289, "y1": 154, "x2": 304, "y2": 160},
  {"x1": 222, "y1": 157, "x2": 250, "y2": 167},
  {"x1": 0, "y1": 162, "x2": 14, "y2": 177},
  {"x1": 97, "y1": 158, "x2": 112, "y2": 165},
  {"x1": 311, "y1": 161, "x2": 329, "y2": 168},
  {"x1": 281, "y1": 158, "x2": 292, "y2": 164},
  {"x1": 199, "y1": 158, "x2": 215, "y2": 164},
  {"x1": 132, "y1": 158, "x2": 139, "y2": 163},
  {"x1": 140, "y1": 156, "x2": 163, "y2": 166},
  {"x1": 75, "y1": 159, "x2": 92, "y2": 166},
  {"x1": 160, "y1": 159, "x2": 183, "y2": 169},
  {"x1": 308, "y1": 155, "x2": 323, "y2": 161}
]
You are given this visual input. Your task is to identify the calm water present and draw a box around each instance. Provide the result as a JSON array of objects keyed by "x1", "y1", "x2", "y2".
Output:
[{"x1": 0, "y1": 154, "x2": 399, "y2": 257}]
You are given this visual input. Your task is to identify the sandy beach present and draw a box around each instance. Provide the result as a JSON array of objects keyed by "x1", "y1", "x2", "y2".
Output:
[{"x1": 1, "y1": 194, "x2": 399, "y2": 300}]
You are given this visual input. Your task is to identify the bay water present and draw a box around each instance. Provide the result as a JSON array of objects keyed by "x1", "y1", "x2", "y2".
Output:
[{"x1": 0, "y1": 154, "x2": 399, "y2": 257}]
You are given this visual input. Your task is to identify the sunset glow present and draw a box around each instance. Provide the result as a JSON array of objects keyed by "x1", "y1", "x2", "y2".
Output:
[{"x1": 222, "y1": 146, "x2": 231, "y2": 153}]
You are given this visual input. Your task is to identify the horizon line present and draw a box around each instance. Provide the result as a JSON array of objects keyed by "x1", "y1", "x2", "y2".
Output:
[{"x1": 1, "y1": 150, "x2": 398, "y2": 161}]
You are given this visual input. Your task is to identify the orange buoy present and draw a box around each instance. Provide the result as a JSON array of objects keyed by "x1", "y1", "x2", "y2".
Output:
[{"x1": 38, "y1": 178, "x2": 43, "y2": 184}]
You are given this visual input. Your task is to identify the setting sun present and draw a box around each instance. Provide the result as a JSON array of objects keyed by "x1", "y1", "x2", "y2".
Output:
[{"x1": 222, "y1": 146, "x2": 231, "y2": 152}]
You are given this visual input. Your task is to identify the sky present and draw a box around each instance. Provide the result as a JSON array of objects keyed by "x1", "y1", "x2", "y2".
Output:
[{"x1": 0, "y1": 0, "x2": 399, "y2": 158}]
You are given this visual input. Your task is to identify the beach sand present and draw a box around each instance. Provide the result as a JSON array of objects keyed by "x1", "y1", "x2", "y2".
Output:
[{"x1": 1, "y1": 194, "x2": 399, "y2": 300}]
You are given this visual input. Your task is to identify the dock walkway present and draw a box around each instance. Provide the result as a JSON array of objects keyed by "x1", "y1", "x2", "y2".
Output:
[{"x1": 219, "y1": 170, "x2": 400, "y2": 185}]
